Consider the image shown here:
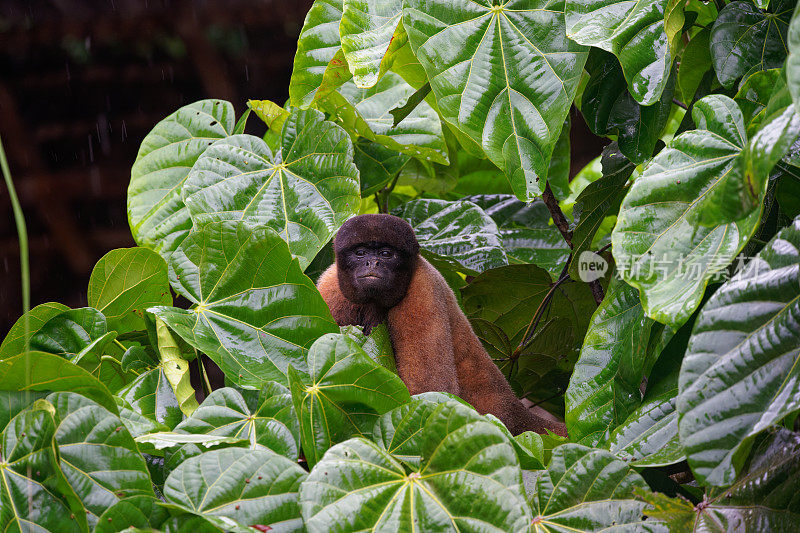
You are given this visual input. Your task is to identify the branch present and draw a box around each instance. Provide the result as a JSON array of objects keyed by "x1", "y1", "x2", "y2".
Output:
[{"x1": 541, "y1": 182, "x2": 572, "y2": 247}]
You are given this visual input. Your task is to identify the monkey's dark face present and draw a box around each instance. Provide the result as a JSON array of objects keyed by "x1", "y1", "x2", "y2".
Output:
[{"x1": 337, "y1": 242, "x2": 414, "y2": 308}]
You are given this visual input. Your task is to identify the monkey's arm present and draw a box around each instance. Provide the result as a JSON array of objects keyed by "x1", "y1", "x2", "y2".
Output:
[{"x1": 386, "y1": 260, "x2": 460, "y2": 396}]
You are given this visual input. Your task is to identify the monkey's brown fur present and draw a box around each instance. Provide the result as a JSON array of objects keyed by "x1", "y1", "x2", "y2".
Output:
[{"x1": 318, "y1": 214, "x2": 567, "y2": 436}]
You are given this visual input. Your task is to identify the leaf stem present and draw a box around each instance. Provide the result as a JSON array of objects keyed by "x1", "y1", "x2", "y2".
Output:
[
  {"x1": 198, "y1": 353, "x2": 213, "y2": 395},
  {"x1": 0, "y1": 135, "x2": 30, "y2": 346}
]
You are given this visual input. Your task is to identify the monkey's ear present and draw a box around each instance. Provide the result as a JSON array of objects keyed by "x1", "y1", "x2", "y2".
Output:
[{"x1": 334, "y1": 214, "x2": 419, "y2": 257}]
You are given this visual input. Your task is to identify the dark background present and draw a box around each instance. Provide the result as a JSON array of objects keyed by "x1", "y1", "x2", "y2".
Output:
[{"x1": 0, "y1": 0, "x2": 604, "y2": 336}]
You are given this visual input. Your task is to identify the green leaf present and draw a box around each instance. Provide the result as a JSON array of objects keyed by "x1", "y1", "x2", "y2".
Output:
[
  {"x1": 710, "y1": 0, "x2": 793, "y2": 89},
  {"x1": 88, "y1": 248, "x2": 172, "y2": 333},
  {"x1": 0, "y1": 404, "x2": 87, "y2": 533},
  {"x1": 288, "y1": 333, "x2": 410, "y2": 466},
  {"x1": 300, "y1": 401, "x2": 532, "y2": 532},
  {"x1": 29, "y1": 307, "x2": 114, "y2": 373},
  {"x1": 643, "y1": 429, "x2": 800, "y2": 530},
  {"x1": 172, "y1": 385, "x2": 299, "y2": 460},
  {"x1": 394, "y1": 198, "x2": 508, "y2": 275},
  {"x1": 677, "y1": 29, "x2": 712, "y2": 103},
  {"x1": 467, "y1": 193, "x2": 571, "y2": 280},
  {"x1": 566, "y1": 278, "x2": 661, "y2": 445},
  {"x1": 323, "y1": 72, "x2": 448, "y2": 164},
  {"x1": 404, "y1": 0, "x2": 588, "y2": 200},
  {"x1": 789, "y1": 1, "x2": 800, "y2": 116},
  {"x1": 95, "y1": 496, "x2": 171, "y2": 533},
  {"x1": 47, "y1": 392, "x2": 154, "y2": 526},
  {"x1": 128, "y1": 99, "x2": 234, "y2": 258},
  {"x1": 568, "y1": 143, "x2": 633, "y2": 280},
  {"x1": 164, "y1": 448, "x2": 308, "y2": 532},
  {"x1": 580, "y1": 49, "x2": 676, "y2": 164},
  {"x1": 289, "y1": 0, "x2": 350, "y2": 107},
  {"x1": 340, "y1": 0, "x2": 403, "y2": 88},
  {"x1": 565, "y1": 0, "x2": 672, "y2": 105},
  {"x1": 370, "y1": 398, "x2": 440, "y2": 468},
  {"x1": 117, "y1": 401, "x2": 169, "y2": 438},
  {"x1": 612, "y1": 95, "x2": 765, "y2": 328},
  {"x1": 150, "y1": 220, "x2": 338, "y2": 388},
  {"x1": 340, "y1": 323, "x2": 397, "y2": 372},
  {"x1": 735, "y1": 70, "x2": 784, "y2": 135},
  {"x1": 181, "y1": 108, "x2": 360, "y2": 270},
  {"x1": 0, "y1": 302, "x2": 68, "y2": 358},
  {"x1": 677, "y1": 216, "x2": 800, "y2": 487},
  {"x1": 247, "y1": 99, "x2": 289, "y2": 132},
  {"x1": 0, "y1": 351, "x2": 117, "y2": 414},
  {"x1": 529, "y1": 444, "x2": 662, "y2": 531},
  {"x1": 353, "y1": 138, "x2": 409, "y2": 196},
  {"x1": 118, "y1": 364, "x2": 184, "y2": 429},
  {"x1": 154, "y1": 317, "x2": 199, "y2": 417}
]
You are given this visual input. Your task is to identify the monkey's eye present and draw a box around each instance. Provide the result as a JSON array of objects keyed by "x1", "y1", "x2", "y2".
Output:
[
  {"x1": 379, "y1": 249, "x2": 393, "y2": 258},
  {"x1": 354, "y1": 249, "x2": 367, "y2": 257}
]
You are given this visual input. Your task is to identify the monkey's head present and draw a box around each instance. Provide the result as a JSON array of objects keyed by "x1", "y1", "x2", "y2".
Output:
[{"x1": 334, "y1": 214, "x2": 419, "y2": 308}]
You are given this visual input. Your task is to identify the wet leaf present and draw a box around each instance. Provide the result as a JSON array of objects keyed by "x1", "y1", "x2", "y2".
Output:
[
  {"x1": 128, "y1": 100, "x2": 234, "y2": 258},
  {"x1": 566, "y1": 0, "x2": 673, "y2": 105},
  {"x1": 395, "y1": 198, "x2": 508, "y2": 275},
  {"x1": 404, "y1": 0, "x2": 588, "y2": 200},
  {"x1": 181, "y1": 108, "x2": 360, "y2": 270},
  {"x1": 340, "y1": 0, "x2": 403, "y2": 88},
  {"x1": 0, "y1": 302, "x2": 68, "y2": 359},
  {"x1": 677, "y1": 216, "x2": 800, "y2": 486},
  {"x1": 710, "y1": 0, "x2": 793, "y2": 88},
  {"x1": 164, "y1": 448, "x2": 307, "y2": 532},
  {"x1": 288, "y1": 333, "x2": 410, "y2": 466},
  {"x1": 150, "y1": 220, "x2": 338, "y2": 388},
  {"x1": 300, "y1": 401, "x2": 531, "y2": 532},
  {"x1": 529, "y1": 444, "x2": 665, "y2": 531},
  {"x1": 47, "y1": 392, "x2": 153, "y2": 526},
  {"x1": 88, "y1": 248, "x2": 171, "y2": 334}
]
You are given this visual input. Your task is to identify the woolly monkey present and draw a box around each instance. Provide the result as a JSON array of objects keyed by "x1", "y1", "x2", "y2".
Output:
[{"x1": 317, "y1": 214, "x2": 567, "y2": 436}]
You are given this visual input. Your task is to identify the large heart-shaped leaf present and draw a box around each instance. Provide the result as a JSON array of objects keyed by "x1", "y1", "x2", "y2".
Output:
[
  {"x1": 677, "y1": 216, "x2": 800, "y2": 487},
  {"x1": 300, "y1": 401, "x2": 532, "y2": 532},
  {"x1": 643, "y1": 428, "x2": 800, "y2": 530},
  {"x1": 0, "y1": 351, "x2": 117, "y2": 413},
  {"x1": 182, "y1": 108, "x2": 360, "y2": 270},
  {"x1": 394, "y1": 198, "x2": 508, "y2": 274},
  {"x1": 150, "y1": 220, "x2": 338, "y2": 388},
  {"x1": 289, "y1": 0, "x2": 350, "y2": 107},
  {"x1": 340, "y1": 0, "x2": 403, "y2": 88},
  {"x1": 0, "y1": 404, "x2": 87, "y2": 533},
  {"x1": 172, "y1": 385, "x2": 299, "y2": 461},
  {"x1": 323, "y1": 72, "x2": 448, "y2": 164},
  {"x1": 566, "y1": 0, "x2": 673, "y2": 105},
  {"x1": 164, "y1": 448, "x2": 308, "y2": 532},
  {"x1": 566, "y1": 278, "x2": 662, "y2": 445},
  {"x1": 88, "y1": 247, "x2": 171, "y2": 333},
  {"x1": 128, "y1": 99, "x2": 234, "y2": 258},
  {"x1": 404, "y1": 0, "x2": 588, "y2": 200},
  {"x1": 710, "y1": 0, "x2": 793, "y2": 89},
  {"x1": 47, "y1": 392, "x2": 153, "y2": 526},
  {"x1": 529, "y1": 444, "x2": 663, "y2": 531},
  {"x1": 0, "y1": 302, "x2": 68, "y2": 358},
  {"x1": 611, "y1": 94, "x2": 799, "y2": 327},
  {"x1": 287, "y1": 333, "x2": 410, "y2": 466}
]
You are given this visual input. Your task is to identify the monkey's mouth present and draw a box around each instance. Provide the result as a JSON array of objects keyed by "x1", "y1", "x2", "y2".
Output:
[{"x1": 358, "y1": 274, "x2": 382, "y2": 280}]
